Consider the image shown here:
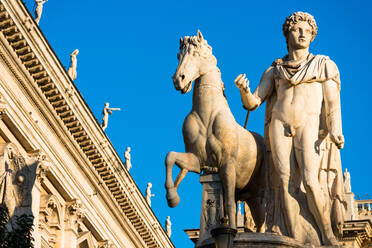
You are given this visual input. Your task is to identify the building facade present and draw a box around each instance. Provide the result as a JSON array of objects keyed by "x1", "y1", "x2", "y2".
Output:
[{"x1": 0, "y1": 0, "x2": 173, "y2": 247}]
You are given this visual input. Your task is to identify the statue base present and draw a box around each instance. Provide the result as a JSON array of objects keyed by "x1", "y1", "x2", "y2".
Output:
[
  {"x1": 197, "y1": 232, "x2": 339, "y2": 248},
  {"x1": 186, "y1": 221, "x2": 372, "y2": 248},
  {"x1": 197, "y1": 174, "x2": 225, "y2": 247},
  {"x1": 188, "y1": 175, "x2": 372, "y2": 247}
]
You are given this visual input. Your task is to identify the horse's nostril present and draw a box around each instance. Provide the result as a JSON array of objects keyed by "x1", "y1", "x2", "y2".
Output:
[{"x1": 181, "y1": 74, "x2": 185, "y2": 80}]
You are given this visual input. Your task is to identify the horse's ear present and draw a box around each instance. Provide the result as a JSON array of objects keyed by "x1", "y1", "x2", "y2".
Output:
[
  {"x1": 179, "y1": 37, "x2": 183, "y2": 48},
  {"x1": 197, "y1": 30, "x2": 204, "y2": 42}
]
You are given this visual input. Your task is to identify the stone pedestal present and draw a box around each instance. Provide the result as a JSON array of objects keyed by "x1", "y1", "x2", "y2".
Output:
[
  {"x1": 197, "y1": 174, "x2": 224, "y2": 248},
  {"x1": 197, "y1": 232, "x2": 342, "y2": 248},
  {"x1": 344, "y1": 192, "x2": 356, "y2": 220},
  {"x1": 233, "y1": 232, "x2": 305, "y2": 248}
]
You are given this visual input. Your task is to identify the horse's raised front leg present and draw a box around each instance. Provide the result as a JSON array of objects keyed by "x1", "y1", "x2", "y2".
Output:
[
  {"x1": 165, "y1": 151, "x2": 200, "y2": 207},
  {"x1": 220, "y1": 161, "x2": 237, "y2": 228}
]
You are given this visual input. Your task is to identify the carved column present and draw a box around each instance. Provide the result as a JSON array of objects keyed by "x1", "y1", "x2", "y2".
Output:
[
  {"x1": 197, "y1": 174, "x2": 224, "y2": 248},
  {"x1": 64, "y1": 199, "x2": 85, "y2": 248}
]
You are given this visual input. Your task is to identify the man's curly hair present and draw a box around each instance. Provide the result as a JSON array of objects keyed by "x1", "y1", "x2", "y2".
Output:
[{"x1": 283, "y1": 12, "x2": 318, "y2": 42}]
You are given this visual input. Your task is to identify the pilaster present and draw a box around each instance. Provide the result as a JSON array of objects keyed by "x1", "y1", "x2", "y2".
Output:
[
  {"x1": 64, "y1": 199, "x2": 85, "y2": 248},
  {"x1": 33, "y1": 160, "x2": 49, "y2": 248}
]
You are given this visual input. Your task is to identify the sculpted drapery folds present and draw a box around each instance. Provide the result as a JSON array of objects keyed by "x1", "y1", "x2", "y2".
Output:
[{"x1": 235, "y1": 12, "x2": 345, "y2": 245}]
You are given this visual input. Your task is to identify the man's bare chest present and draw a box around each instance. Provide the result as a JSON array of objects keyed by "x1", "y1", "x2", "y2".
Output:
[{"x1": 274, "y1": 78, "x2": 323, "y2": 99}]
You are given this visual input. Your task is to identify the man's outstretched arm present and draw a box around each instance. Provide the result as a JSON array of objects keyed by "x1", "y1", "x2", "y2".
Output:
[{"x1": 235, "y1": 66, "x2": 275, "y2": 111}]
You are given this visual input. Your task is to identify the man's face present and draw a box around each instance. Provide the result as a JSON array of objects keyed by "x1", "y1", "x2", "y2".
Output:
[{"x1": 287, "y1": 21, "x2": 313, "y2": 50}]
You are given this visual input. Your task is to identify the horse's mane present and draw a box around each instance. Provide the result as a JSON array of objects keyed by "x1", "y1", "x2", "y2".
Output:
[
  {"x1": 180, "y1": 36, "x2": 212, "y2": 52},
  {"x1": 180, "y1": 35, "x2": 226, "y2": 98}
]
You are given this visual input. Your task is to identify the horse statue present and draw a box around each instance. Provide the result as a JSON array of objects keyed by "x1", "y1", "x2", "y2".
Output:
[{"x1": 165, "y1": 30, "x2": 266, "y2": 229}]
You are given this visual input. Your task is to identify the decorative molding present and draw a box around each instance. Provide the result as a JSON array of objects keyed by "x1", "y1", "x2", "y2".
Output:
[
  {"x1": 0, "y1": 107, "x2": 7, "y2": 120},
  {"x1": 341, "y1": 220, "x2": 372, "y2": 247},
  {"x1": 152, "y1": 222, "x2": 160, "y2": 230},
  {"x1": 77, "y1": 231, "x2": 95, "y2": 248},
  {"x1": 66, "y1": 199, "x2": 85, "y2": 218},
  {"x1": 36, "y1": 152, "x2": 49, "y2": 183},
  {"x1": 97, "y1": 240, "x2": 116, "y2": 248},
  {"x1": 65, "y1": 199, "x2": 85, "y2": 234},
  {"x1": 21, "y1": 16, "x2": 32, "y2": 32}
]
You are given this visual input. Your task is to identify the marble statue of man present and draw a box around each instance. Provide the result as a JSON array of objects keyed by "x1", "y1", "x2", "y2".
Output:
[
  {"x1": 124, "y1": 147, "x2": 132, "y2": 171},
  {"x1": 235, "y1": 12, "x2": 344, "y2": 245},
  {"x1": 165, "y1": 216, "x2": 172, "y2": 237},
  {"x1": 34, "y1": 0, "x2": 48, "y2": 24},
  {"x1": 344, "y1": 168, "x2": 351, "y2": 193},
  {"x1": 146, "y1": 182, "x2": 155, "y2": 207},
  {"x1": 67, "y1": 49, "x2": 79, "y2": 80},
  {"x1": 100, "y1": 102, "x2": 120, "y2": 131}
]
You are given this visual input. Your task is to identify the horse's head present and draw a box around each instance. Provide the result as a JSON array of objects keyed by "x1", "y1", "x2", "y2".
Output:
[{"x1": 172, "y1": 30, "x2": 216, "y2": 94}]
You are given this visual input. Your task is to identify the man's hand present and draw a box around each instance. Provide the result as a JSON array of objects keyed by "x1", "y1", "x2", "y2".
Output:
[
  {"x1": 235, "y1": 74, "x2": 250, "y2": 93},
  {"x1": 330, "y1": 132, "x2": 344, "y2": 149}
]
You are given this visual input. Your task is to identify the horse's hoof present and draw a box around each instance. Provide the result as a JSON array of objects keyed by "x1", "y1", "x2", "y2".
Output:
[{"x1": 166, "y1": 187, "x2": 180, "y2": 207}]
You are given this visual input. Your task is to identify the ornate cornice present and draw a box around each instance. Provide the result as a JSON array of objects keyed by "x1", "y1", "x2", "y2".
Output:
[
  {"x1": 342, "y1": 220, "x2": 372, "y2": 247},
  {"x1": 0, "y1": 1, "x2": 172, "y2": 247}
]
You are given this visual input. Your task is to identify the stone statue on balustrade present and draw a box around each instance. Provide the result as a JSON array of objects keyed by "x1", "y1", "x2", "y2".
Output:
[
  {"x1": 235, "y1": 11, "x2": 346, "y2": 245},
  {"x1": 34, "y1": 0, "x2": 48, "y2": 25},
  {"x1": 100, "y1": 102, "x2": 120, "y2": 131},
  {"x1": 146, "y1": 182, "x2": 155, "y2": 207},
  {"x1": 67, "y1": 49, "x2": 79, "y2": 80},
  {"x1": 343, "y1": 168, "x2": 351, "y2": 193},
  {"x1": 165, "y1": 216, "x2": 172, "y2": 238},
  {"x1": 124, "y1": 147, "x2": 132, "y2": 171}
]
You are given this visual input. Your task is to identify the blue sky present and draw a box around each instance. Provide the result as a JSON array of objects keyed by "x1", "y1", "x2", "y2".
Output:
[{"x1": 24, "y1": 0, "x2": 372, "y2": 247}]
